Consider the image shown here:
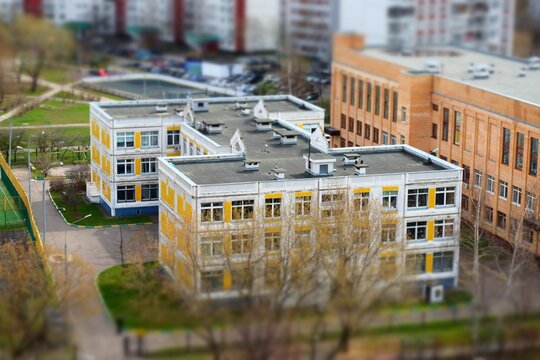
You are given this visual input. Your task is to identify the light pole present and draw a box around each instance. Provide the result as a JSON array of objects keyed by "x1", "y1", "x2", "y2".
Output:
[
  {"x1": 40, "y1": 161, "x2": 62, "y2": 245},
  {"x1": 63, "y1": 213, "x2": 92, "y2": 278},
  {"x1": 8, "y1": 118, "x2": 12, "y2": 167}
]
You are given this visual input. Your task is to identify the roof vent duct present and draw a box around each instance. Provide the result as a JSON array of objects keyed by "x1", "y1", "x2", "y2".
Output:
[
  {"x1": 244, "y1": 159, "x2": 260, "y2": 171},
  {"x1": 343, "y1": 153, "x2": 361, "y2": 166},
  {"x1": 424, "y1": 60, "x2": 441, "y2": 74},
  {"x1": 354, "y1": 161, "x2": 369, "y2": 176},
  {"x1": 473, "y1": 64, "x2": 490, "y2": 79},
  {"x1": 156, "y1": 104, "x2": 168, "y2": 113},
  {"x1": 528, "y1": 56, "x2": 540, "y2": 70},
  {"x1": 272, "y1": 166, "x2": 286, "y2": 180},
  {"x1": 304, "y1": 154, "x2": 336, "y2": 176},
  {"x1": 192, "y1": 100, "x2": 209, "y2": 113},
  {"x1": 202, "y1": 120, "x2": 224, "y2": 134},
  {"x1": 253, "y1": 118, "x2": 273, "y2": 131},
  {"x1": 273, "y1": 128, "x2": 299, "y2": 145}
]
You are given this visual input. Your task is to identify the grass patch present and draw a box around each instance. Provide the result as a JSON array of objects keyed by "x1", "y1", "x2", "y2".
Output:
[
  {"x1": 97, "y1": 262, "x2": 196, "y2": 330},
  {"x1": 4, "y1": 100, "x2": 89, "y2": 127},
  {"x1": 49, "y1": 189, "x2": 152, "y2": 226},
  {"x1": 40, "y1": 67, "x2": 77, "y2": 84}
]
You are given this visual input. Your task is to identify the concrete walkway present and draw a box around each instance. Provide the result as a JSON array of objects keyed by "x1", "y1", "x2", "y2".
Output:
[{"x1": 13, "y1": 166, "x2": 157, "y2": 360}]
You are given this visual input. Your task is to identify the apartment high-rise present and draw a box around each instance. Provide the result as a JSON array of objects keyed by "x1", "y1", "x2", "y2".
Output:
[{"x1": 329, "y1": 33, "x2": 540, "y2": 254}]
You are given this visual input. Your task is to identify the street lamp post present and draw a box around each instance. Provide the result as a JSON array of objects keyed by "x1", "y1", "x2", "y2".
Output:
[
  {"x1": 8, "y1": 118, "x2": 12, "y2": 167},
  {"x1": 63, "y1": 213, "x2": 92, "y2": 278}
]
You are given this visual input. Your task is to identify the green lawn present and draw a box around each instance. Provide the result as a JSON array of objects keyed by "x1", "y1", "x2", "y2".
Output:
[
  {"x1": 40, "y1": 67, "x2": 77, "y2": 84},
  {"x1": 49, "y1": 189, "x2": 152, "y2": 226},
  {"x1": 4, "y1": 100, "x2": 89, "y2": 127},
  {"x1": 97, "y1": 263, "x2": 196, "y2": 330}
]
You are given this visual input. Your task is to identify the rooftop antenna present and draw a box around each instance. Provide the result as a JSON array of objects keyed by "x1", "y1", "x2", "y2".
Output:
[{"x1": 308, "y1": 135, "x2": 312, "y2": 169}]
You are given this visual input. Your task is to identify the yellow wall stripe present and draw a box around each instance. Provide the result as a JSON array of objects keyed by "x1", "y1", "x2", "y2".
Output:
[
  {"x1": 426, "y1": 253, "x2": 433, "y2": 273},
  {"x1": 264, "y1": 193, "x2": 282, "y2": 199},
  {"x1": 428, "y1": 188, "x2": 436, "y2": 208},
  {"x1": 382, "y1": 186, "x2": 399, "y2": 192}
]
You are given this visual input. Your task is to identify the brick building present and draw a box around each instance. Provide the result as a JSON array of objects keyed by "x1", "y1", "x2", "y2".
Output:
[{"x1": 329, "y1": 33, "x2": 540, "y2": 254}]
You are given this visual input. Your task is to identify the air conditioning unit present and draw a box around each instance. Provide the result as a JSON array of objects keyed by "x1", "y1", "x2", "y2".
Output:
[{"x1": 426, "y1": 284, "x2": 444, "y2": 304}]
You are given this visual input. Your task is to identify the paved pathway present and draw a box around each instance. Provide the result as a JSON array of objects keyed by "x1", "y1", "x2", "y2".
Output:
[{"x1": 13, "y1": 166, "x2": 157, "y2": 360}]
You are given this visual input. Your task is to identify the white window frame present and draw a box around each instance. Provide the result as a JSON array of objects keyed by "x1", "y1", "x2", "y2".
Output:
[
  {"x1": 435, "y1": 187, "x2": 455, "y2": 207},
  {"x1": 381, "y1": 223, "x2": 397, "y2": 243},
  {"x1": 295, "y1": 195, "x2": 311, "y2": 216},
  {"x1": 141, "y1": 183, "x2": 158, "y2": 201},
  {"x1": 200, "y1": 236, "x2": 223, "y2": 257},
  {"x1": 474, "y1": 170, "x2": 482, "y2": 187},
  {"x1": 486, "y1": 175, "x2": 495, "y2": 194},
  {"x1": 231, "y1": 233, "x2": 253, "y2": 255},
  {"x1": 264, "y1": 198, "x2": 281, "y2": 218},
  {"x1": 434, "y1": 219, "x2": 454, "y2": 240},
  {"x1": 407, "y1": 188, "x2": 428, "y2": 209},
  {"x1": 117, "y1": 159, "x2": 134, "y2": 175},
  {"x1": 167, "y1": 129, "x2": 180, "y2": 146},
  {"x1": 382, "y1": 190, "x2": 398, "y2": 211},
  {"x1": 433, "y1": 251, "x2": 454, "y2": 273},
  {"x1": 116, "y1": 132, "x2": 134, "y2": 149},
  {"x1": 526, "y1": 192, "x2": 537, "y2": 212},
  {"x1": 511, "y1": 186, "x2": 522, "y2": 206},
  {"x1": 264, "y1": 231, "x2": 281, "y2": 252},
  {"x1": 231, "y1": 199, "x2": 254, "y2": 220},
  {"x1": 353, "y1": 191, "x2": 370, "y2": 212},
  {"x1": 141, "y1": 157, "x2": 157, "y2": 174},
  {"x1": 201, "y1": 202, "x2": 224, "y2": 223},
  {"x1": 141, "y1": 130, "x2": 159, "y2": 148},
  {"x1": 499, "y1": 180, "x2": 508, "y2": 200},
  {"x1": 117, "y1": 185, "x2": 135, "y2": 203},
  {"x1": 406, "y1": 221, "x2": 427, "y2": 241}
]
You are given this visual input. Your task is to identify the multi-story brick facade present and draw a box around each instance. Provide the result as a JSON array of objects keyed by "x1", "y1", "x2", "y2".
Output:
[{"x1": 330, "y1": 33, "x2": 540, "y2": 255}]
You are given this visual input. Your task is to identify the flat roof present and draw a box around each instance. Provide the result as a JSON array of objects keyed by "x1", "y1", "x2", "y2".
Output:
[
  {"x1": 360, "y1": 46, "x2": 540, "y2": 105},
  {"x1": 94, "y1": 95, "x2": 318, "y2": 121},
  {"x1": 170, "y1": 123, "x2": 448, "y2": 185}
]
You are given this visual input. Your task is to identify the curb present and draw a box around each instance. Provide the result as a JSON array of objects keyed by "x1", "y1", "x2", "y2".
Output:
[{"x1": 47, "y1": 187, "x2": 154, "y2": 229}]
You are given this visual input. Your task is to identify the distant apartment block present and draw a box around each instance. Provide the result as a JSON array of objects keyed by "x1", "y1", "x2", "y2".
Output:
[
  {"x1": 281, "y1": 0, "x2": 515, "y2": 62},
  {"x1": 87, "y1": 95, "x2": 324, "y2": 216},
  {"x1": 156, "y1": 100, "x2": 462, "y2": 297},
  {"x1": 329, "y1": 33, "x2": 540, "y2": 254}
]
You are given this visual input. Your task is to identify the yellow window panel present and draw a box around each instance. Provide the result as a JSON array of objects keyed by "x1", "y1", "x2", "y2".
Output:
[
  {"x1": 295, "y1": 191, "x2": 312, "y2": 197},
  {"x1": 382, "y1": 186, "x2": 399, "y2": 192},
  {"x1": 264, "y1": 193, "x2": 282, "y2": 199}
]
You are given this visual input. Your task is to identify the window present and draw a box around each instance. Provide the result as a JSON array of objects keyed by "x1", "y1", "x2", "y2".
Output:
[
  {"x1": 462, "y1": 194, "x2": 469, "y2": 212},
  {"x1": 484, "y1": 206, "x2": 493, "y2": 223},
  {"x1": 350, "y1": 78, "x2": 355, "y2": 105},
  {"x1": 406, "y1": 253, "x2": 426, "y2": 274},
  {"x1": 382, "y1": 131, "x2": 389, "y2": 145},
  {"x1": 474, "y1": 170, "x2": 482, "y2": 187},
  {"x1": 392, "y1": 91, "x2": 398, "y2": 122},
  {"x1": 295, "y1": 195, "x2": 311, "y2": 216},
  {"x1": 432, "y1": 104, "x2": 439, "y2": 111},
  {"x1": 348, "y1": 117, "x2": 354, "y2": 132},
  {"x1": 383, "y1": 88, "x2": 389, "y2": 119},
  {"x1": 406, "y1": 221, "x2": 427, "y2": 241},
  {"x1": 265, "y1": 197, "x2": 281, "y2": 218},
  {"x1": 401, "y1": 106, "x2": 407, "y2": 123},
  {"x1": 117, "y1": 185, "x2": 135, "y2": 203},
  {"x1": 515, "y1": 132, "x2": 524, "y2": 170},
  {"x1": 442, "y1": 108, "x2": 449, "y2": 141},
  {"x1": 232, "y1": 199, "x2": 254, "y2": 220},
  {"x1": 463, "y1": 165, "x2": 470, "y2": 184},
  {"x1": 524, "y1": 228, "x2": 534, "y2": 244},
  {"x1": 342, "y1": 74, "x2": 348, "y2": 103},
  {"x1": 453, "y1": 111, "x2": 461, "y2": 145},
  {"x1": 117, "y1": 159, "x2": 134, "y2": 175},
  {"x1": 364, "y1": 124, "x2": 371, "y2": 139},
  {"x1": 382, "y1": 190, "x2": 398, "y2": 210},
  {"x1": 201, "y1": 236, "x2": 223, "y2": 257},
  {"x1": 375, "y1": 85, "x2": 381, "y2": 115},
  {"x1": 497, "y1": 211, "x2": 507, "y2": 229},
  {"x1": 321, "y1": 193, "x2": 343, "y2": 217},
  {"x1": 502, "y1": 127, "x2": 511, "y2": 165},
  {"x1": 391, "y1": 135, "x2": 397, "y2": 145},
  {"x1": 433, "y1": 251, "x2": 454, "y2": 272},
  {"x1": 499, "y1": 180, "x2": 508, "y2": 199},
  {"x1": 201, "y1": 202, "x2": 223, "y2": 222},
  {"x1": 400, "y1": 135, "x2": 406, "y2": 144},
  {"x1": 358, "y1": 80, "x2": 364, "y2": 109},
  {"x1": 407, "y1": 188, "x2": 428, "y2": 208},
  {"x1": 434, "y1": 219, "x2": 454, "y2": 239},
  {"x1": 295, "y1": 229, "x2": 311, "y2": 248},
  {"x1": 231, "y1": 233, "x2": 253, "y2": 255},
  {"x1": 141, "y1": 183, "x2": 158, "y2": 201},
  {"x1": 201, "y1": 270, "x2": 223, "y2": 292},
  {"x1": 486, "y1": 175, "x2": 495, "y2": 193},
  {"x1": 356, "y1": 120, "x2": 362, "y2": 136},
  {"x1": 141, "y1": 131, "x2": 159, "y2": 147},
  {"x1": 512, "y1": 186, "x2": 522, "y2": 206},
  {"x1": 340, "y1": 114, "x2": 346, "y2": 129},
  {"x1": 432, "y1": 123, "x2": 438, "y2": 139},
  {"x1": 526, "y1": 192, "x2": 537, "y2": 212},
  {"x1": 530, "y1": 137, "x2": 538, "y2": 176},
  {"x1": 380, "y1": 255, "x2": 396, "y2": 277},
  {"x1": 435, "y1": 187, "x2": 455, "y2": 206},
  {"x1": 167, "y1": 130, "x2": 180, "y2": 146},
  {"x1": 353, "y1": 191, "x2": 369, "y2": 212},
  {"x1": 141, "y1": 158, "x2": 157, "y2": 174},
  {"x1": 355, "y1": 227, "x2": 370, "y2": 244},
  {"x1": 373, "y1": 128, "x2": 379, "y2": 143},
  {"x1": 265, "y1": 231, "x2": 281, "y2": 252},
  {"x1": 116, "y1": 132, "x2": 134, "y2": 148},
  {"x1": 366, "y1": 83, "x2": 372, "y2": 112},
  {"x1": 381, "y1": 223, "x2": 396, "y2": 242}
]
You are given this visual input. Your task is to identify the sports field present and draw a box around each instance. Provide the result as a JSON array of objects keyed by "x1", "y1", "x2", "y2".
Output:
[{"x1": 0, "y1": 177, "x2": 27, "y2": 229}]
